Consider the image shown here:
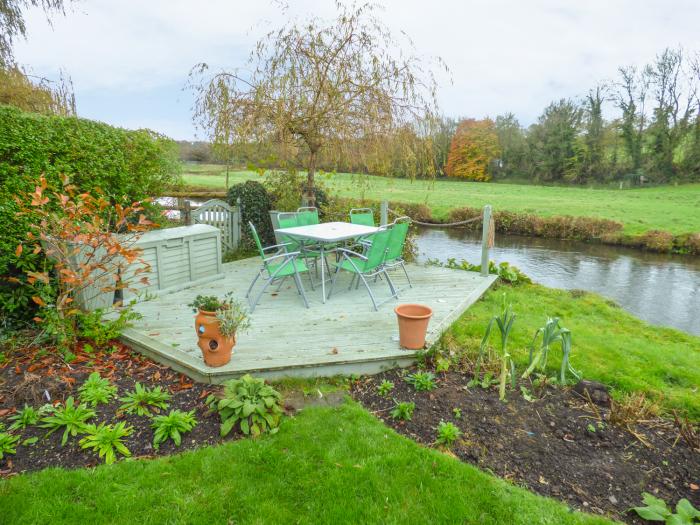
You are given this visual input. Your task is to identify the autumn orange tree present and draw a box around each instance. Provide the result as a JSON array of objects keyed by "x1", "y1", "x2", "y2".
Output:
[
  {"x1": 445, "y1": 118, "x2": 501, "y2": 181},
  {"x1": 14, "y1": 175, "x2": 154, "y2": 349}
]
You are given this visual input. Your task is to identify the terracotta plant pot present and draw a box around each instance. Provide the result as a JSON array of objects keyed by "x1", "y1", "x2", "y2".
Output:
[
  {"x1": 194, "y1": 309, "x2": 236, "y2": 367},
  {"x1": 394, "y1": 304, "x2": 433, "y2": 350}
]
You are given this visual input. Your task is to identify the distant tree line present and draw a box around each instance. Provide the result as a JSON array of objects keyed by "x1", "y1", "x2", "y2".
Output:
[
  {"x1": 185, "y1": 47, "x2": 700, "y2": 185},
  {"x1": 450, "y1": 47, "x2": 700, "y2": 184}
]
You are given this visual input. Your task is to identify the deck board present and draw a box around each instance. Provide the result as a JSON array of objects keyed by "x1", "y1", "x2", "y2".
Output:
[{"x1": 121, "y1": 258, "x2": 497, "y2": 382}]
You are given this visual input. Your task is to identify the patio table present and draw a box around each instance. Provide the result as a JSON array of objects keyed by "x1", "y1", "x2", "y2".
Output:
[{"x1": 275, "y1": 221, "x2": 380, "y2": 303}]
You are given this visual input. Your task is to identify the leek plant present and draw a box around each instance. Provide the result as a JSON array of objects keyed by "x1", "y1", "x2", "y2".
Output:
[
  {"x1": 521, "y1": 317, "x2": 580, "y2": 384},
  {"x1": 475, "y1": 294, "x2": 516, "y2": 401}
]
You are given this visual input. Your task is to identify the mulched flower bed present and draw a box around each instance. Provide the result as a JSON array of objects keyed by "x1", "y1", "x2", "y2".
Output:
[
  {"x1": 352, "y1": 367, "x2": 700, "y2": 525},
  {"x1": 0, "y1": 341, "x2": 240, "y2": 475}
]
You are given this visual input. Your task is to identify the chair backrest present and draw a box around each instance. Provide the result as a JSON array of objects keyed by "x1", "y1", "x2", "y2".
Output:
[
  {"x1": 277, "y1": 212, "x2": 299, "y2": 229},
  {"x1": 363, "y1": 229, "x2": 391, "y2": 271},
  {"x1": 349, "y1": 208, "x2": 375, "y2": 227},
  {"x1": 386, "y1": 220, "x2": 409, "y2": 262},
  {"x1": 248, "y1": 222, "x2": 266, "y2": 259},
  {"x1": 296, "y1": 207, "x2": 319, "y2": 226},
  {"x1": 277, "y1": 213, "x2": 300, "y2": 249}
]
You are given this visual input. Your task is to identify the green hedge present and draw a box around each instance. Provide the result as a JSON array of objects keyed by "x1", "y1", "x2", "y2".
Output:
[{"x1": 0, "y1": 105, "x2": 181, "y2": 320}]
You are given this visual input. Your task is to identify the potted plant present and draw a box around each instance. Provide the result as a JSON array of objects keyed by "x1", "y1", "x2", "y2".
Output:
[{"x1": 188, "y1": 293, "x2": 250, "y2": 367}]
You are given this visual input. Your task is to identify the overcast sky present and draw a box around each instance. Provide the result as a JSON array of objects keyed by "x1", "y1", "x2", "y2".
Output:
[{"x1": 13, "y1": 0, "x2": 700, "y2": 140}]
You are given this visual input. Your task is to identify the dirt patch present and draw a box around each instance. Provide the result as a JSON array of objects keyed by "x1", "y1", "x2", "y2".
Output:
[
  {"x1": 352, "y1": 368, "x2": 700, "y2": 524},
  {"x1": 0, "y1": 342, "x2": 244, "y2": 474}
]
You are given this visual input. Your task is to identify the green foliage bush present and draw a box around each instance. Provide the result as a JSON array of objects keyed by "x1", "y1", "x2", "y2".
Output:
[
  {"x1": 151, "y1": 409, "x2": 198, "y2": 450},
  {"x1": 0, "y1": 105, "x2": 181, "y2": 321},
  {"x1": 206, "y1": 374, "x2": 283, "y2": 437},
  {"x1": 79, "y1": 421, "x2": 133, "y2": 465},
  {"x1": 227, "y1": 180, "x2": 274, "y2": 247}
]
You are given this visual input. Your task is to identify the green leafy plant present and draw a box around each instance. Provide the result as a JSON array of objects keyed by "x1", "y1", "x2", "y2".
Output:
[
  {"x1": 78, "y1": 372, "x2": 118, "y2": 407},
  {"x1": 227, "y1": 180, "x2": 274, "y2": 248},
  {"x1": 0, "y1": 431, "x2": 20, "y2": 459},
  {"x1": 390, "y1": 401, "x2": 415, "y2": 421},
  {"x1": 206, "y1": 374, "x2": 283, "y2": 437},
  {"x1": 188, "y1": 293, "x2": 231, "y2": 313},
  {"x1": 468, "y1": 372, "x2": 498, "y2": 389},
  {"x1": 442, "y1": 258, "x2": 531, "y2": 285},
  {"x1": 520, "y1": 385, "x2": 535, "y2": 402},
  {"x1": 405, "y1": 371, "x2": 436, "y2": 391},
  {"x1": 435, "y1": 355, "x2": 451, "y2": 373},
  {"x1": 39, "y1": 397, "x2": 95, "y2": 445},
  {"x1": 452, "y1": 408, "x2": 462, "y2": 419},
  {"x1": 151, "y1": 409, "x2": 198, "y2": 450},
  {"x1": 215, "y1": 300, "x2": 251, "y2": 338},
  {"x1": 476, "y1": 294, "x2": 517, "y2": 401},
  {"x1": 436, "y1": 421, "x2": 462, "y2": 448},
  {"x1": 377, "y1": 380, "x2": 395, "y2": 397},
  {"x1": 632, "y1": 492, "x2": 700, "y2": 524},
  {"x1": 79, "y1": 422, "x2": 133, "y2": 465},
  {"x1": 8, "y1": 405, "x2": 40, "y2": 430},
  {"x1": 522, "y1": 317, "x2": 580, "y2": 384},
  {"x1": 77, "y1": 307, "x2": 141, "y2": 346},
  {"x1": 119, "y1": 383, "x2": 171, "y2": 416}
]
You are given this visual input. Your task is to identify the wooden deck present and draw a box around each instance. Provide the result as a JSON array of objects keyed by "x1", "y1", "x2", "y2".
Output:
[{"x1": 120, "y1": 258, "x2": 497, "y2": 383}]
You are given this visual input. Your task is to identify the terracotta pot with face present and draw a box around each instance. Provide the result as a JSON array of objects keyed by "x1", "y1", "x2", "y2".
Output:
[{"x1": 194, "y1": 309, "x2": 235, "y2": 367}]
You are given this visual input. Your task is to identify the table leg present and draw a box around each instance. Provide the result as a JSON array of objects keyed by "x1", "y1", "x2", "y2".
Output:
[{"x1": 321, "y1": 244, "x2": 326, "y2": 303}]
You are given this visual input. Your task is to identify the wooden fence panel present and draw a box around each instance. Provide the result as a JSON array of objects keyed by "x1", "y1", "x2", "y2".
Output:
[{"x1": 191, "y1": 199, "x2": 241, "y2": 252}]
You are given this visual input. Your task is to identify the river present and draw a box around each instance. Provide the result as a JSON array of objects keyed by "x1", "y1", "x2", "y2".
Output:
[{"x1": 414, "y1": 227, "x2": 700, "y2": 336}]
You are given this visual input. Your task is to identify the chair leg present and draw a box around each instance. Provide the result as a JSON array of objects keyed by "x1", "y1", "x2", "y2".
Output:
[
  {"x1": 250, "y1": 276, "x2": 275, "y2": 313},
  {"x1": 348, "y1": 273, "x2": 356, "y2": 291},
  {"x1": 328, "y1": 263, "x2": 342, "y2": 300},
  {"x1": 292, "y1": 270, "x2": 310, "y2": 308},
  {"x1": 358, "y1": 273, "x2": 379, "y2": 311},
  {"x1": 401, "y1": 262, "x2": 412, "y2": 288},
  {"x1": 245, "y1": 271, "x2": 262, "y2": 299},
  {"x1": 275, "y1": 275, "x2": 287, "y2": 292},
  {"x1": 383, "y1": 270, "x2": 398, "y2": 299}
]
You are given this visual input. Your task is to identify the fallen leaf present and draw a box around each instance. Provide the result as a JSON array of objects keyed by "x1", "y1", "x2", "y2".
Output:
[
  {"x1": 691, "y1": 483, "x2": 699, "y2": 491},
  {"x1": 0, "y1": 408, "x2": 14, "y2": 417}
]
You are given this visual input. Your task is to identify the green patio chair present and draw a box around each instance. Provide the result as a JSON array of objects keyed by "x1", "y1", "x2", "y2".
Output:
[
  {"x1": 328, "y1": 228, "x2": 397, "y2": 311},
  {"x1": 349, "y1": 208, "x2": 375, "y2": 226},
  {"x1": 349, "y1": 207, "x2": 377, "y2": 252},
  {"x1": 383, "y1": 217, "x2": 412, "y2": 288},
  {"x1": 245, "y1": 222, "x2": 310, "y2": 312},
  {"x1": 296, "y1": 206, "x2": 319, "y2": 225}
]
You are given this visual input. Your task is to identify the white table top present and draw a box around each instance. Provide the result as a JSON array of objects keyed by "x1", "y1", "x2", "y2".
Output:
[{"x1": 275, "y1": 221, "x2": 380, "y2": 242}]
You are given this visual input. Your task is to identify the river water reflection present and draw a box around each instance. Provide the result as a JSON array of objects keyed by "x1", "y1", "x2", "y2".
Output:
[{"x1": 415, "y1": 227, "x2": 700, "y2": 336}]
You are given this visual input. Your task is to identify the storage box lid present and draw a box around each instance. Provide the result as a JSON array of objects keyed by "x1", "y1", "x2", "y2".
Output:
[{"x1": 135, "y1": 224, "x2": 220, "y2": 245}]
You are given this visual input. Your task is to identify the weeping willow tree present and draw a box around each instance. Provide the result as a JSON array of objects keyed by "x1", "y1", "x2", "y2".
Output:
[
  {"x1": 1, "y1": 0, "x2": 71, "y2": 67},
  {"x1": 190, "y1": 1, "x2": 444, "y2": 204},
  {"x1": 0, "y1": 65, "x2": 75, "y2": 115}
]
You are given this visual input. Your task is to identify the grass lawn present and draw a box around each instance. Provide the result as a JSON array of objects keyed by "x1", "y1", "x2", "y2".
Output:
[
  {"x1": 0, "y1": 402, "x2": 611, "y2": 525},
  {"x1": 450, "y1": 283, "x2": 700, "y2": 418},
  {"x1": 178, "y1": 164, "x2": 700, "y2": 236}
]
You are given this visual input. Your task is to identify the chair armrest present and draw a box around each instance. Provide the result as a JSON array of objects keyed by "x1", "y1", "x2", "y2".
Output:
[
  {"x1": 263, "y1": 251, "x2": 301, "y2": 263},
  {"x1": 263, "y1": 242, "x2": 293, "y2": 252},
  {"x1": 336, "y1": 247, "x2": 368, "y2": 261}
]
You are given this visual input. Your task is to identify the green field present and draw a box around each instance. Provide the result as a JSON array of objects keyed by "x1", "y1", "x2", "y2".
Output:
[
  {"x1": 179, "y1": 164, "x2": 700, "y2": 236},
  {"x1": 0, "y1": 402, "x2": 609, "y2": 525}
]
